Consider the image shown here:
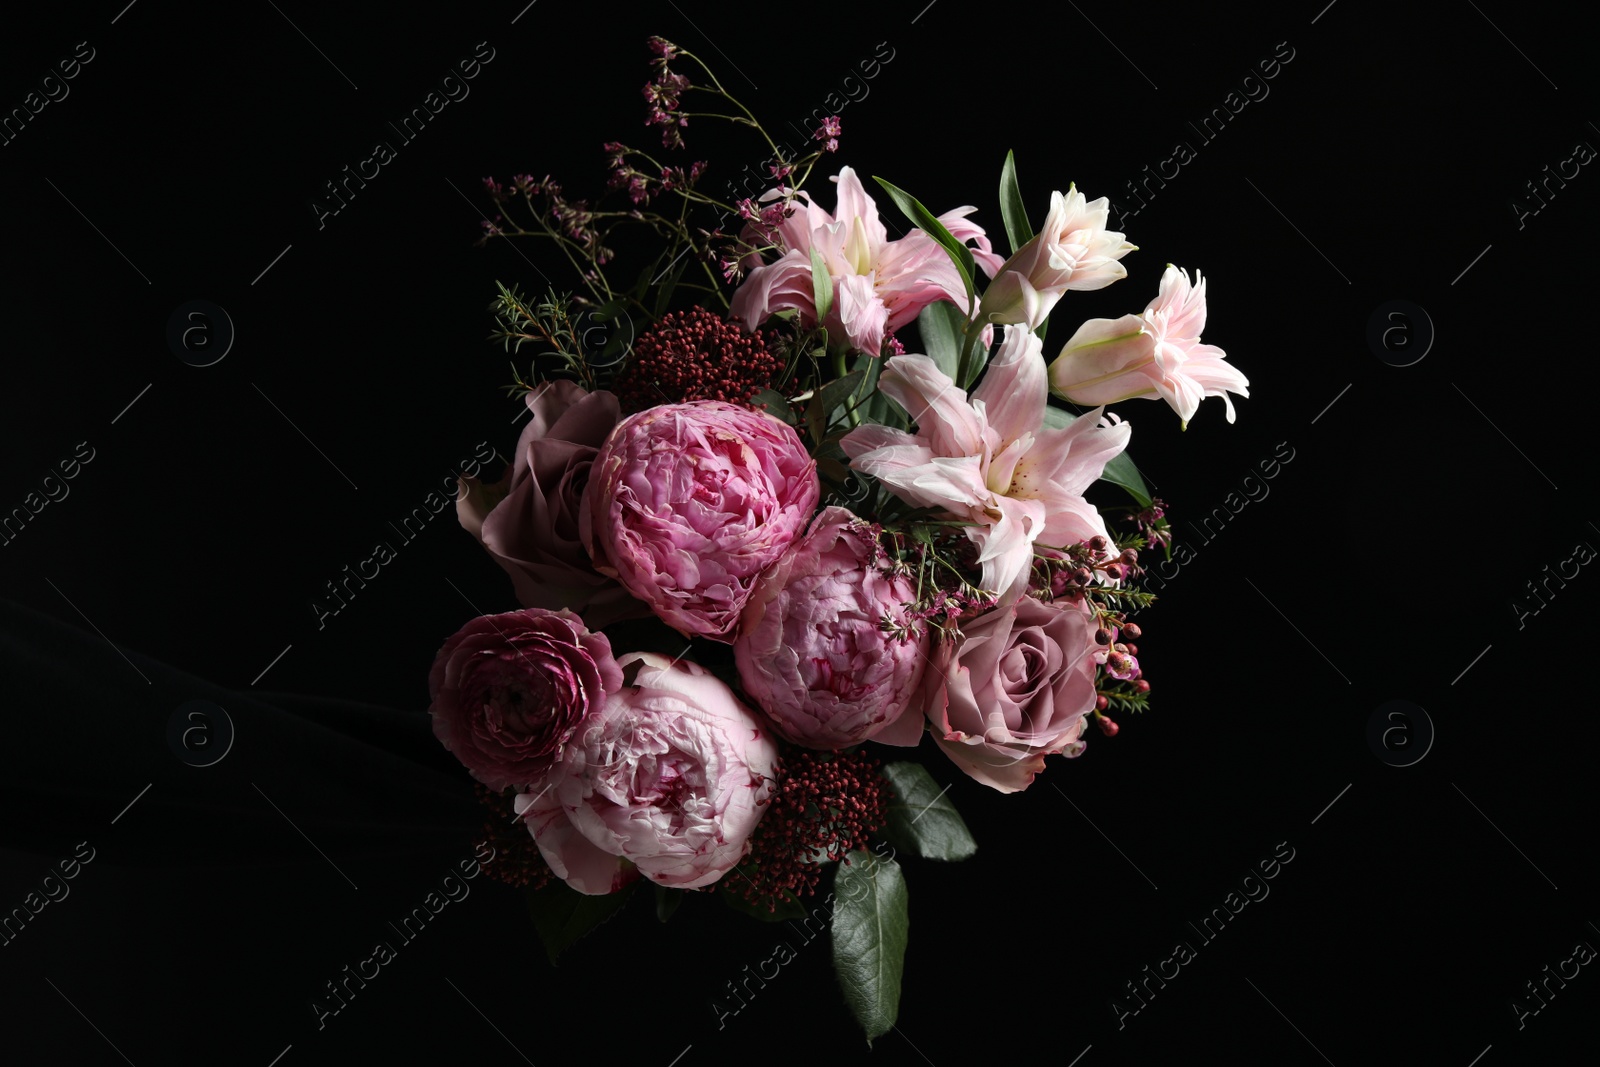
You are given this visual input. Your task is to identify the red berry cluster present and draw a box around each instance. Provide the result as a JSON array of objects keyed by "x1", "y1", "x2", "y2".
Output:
[
  {"x1": 471, "y1": 783, "x2": 552, "y2": 890},
  {"x1": 613, "y1": 307, "x2": 782, "y2": 415},
  {"x1": 730, "y1": 750, "x2": 890, "y2": 912}
]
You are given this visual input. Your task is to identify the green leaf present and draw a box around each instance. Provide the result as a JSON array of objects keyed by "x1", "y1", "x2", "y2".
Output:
[
  {"x1": 525, "y1": 878, "x2": 638, "y2": 965},
  {"x1": 810, "y1": 248, "x2": 834, "y2": 324},
  {"x1": 1100, "y1": 452, "x2": 1153, "y2": 508},
  {"x1": 872, "y1": 176, "x2": 976, "y2": 306},
  {"x1": 750, "y1": 388, "x2": 796, "y2": 425},
  {"x1": 720, "y1": 881, "x2": 810, "y2": 922},
  {"x1": 1039, "y1": 406, "x2": 1153, "y2": 507},
  {"x1": 998, "y1": 149, "x2": 1034, "y2": 256},
  {"x1": 879, "y1": 763, "x2": 977, "y2": 861},
  {"x1": 916, "y1": 301, "x2": 968, "y2": 383},
  {"x1": 831, "y1": 850, "x2": 910, "y2": 1046},
  {"x1": 806, "y1": 369, "x2": 866, "y2": 445},
  {"x1": 655, "y1": 884, "x2": 684, "y2": 923}
]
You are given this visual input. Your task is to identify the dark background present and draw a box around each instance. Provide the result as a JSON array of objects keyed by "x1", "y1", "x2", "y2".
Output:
[{"x1": 2, "y1": 1, "x2": 1597, "y2": 1064}]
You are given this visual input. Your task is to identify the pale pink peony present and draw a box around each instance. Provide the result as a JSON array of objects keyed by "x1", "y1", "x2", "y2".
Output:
[
  {"x1": 1049, "y1": 265, "x2": 1248, "y2": 427},
  {"x1": 922, "y1": 596, "x2": 1100, "y2": 793},
  {"x1": 581, "y1": 400, "x2": 820, "y2": 641},
  {"x1": 733, "y1": 507, "x2": 929, "y2": 750},
  {"x1": 516, "y1": 653, "x2": 779, "y2": 893},
  {"x1": 979, "y1": 185, "x2": 1136, "y2": 329},
  {"x1": 841, "y1": 327, "x2": 1131, "y2": 599},
  {"x1": 729, "y1": 166, "x2": 1004, "y2": 355},
  {"x1": 428, "y1": 608, "x2": 623, "y2": 792},
  {"x1": 456, "y1": 381, "x2": 643, "y2": 628}
]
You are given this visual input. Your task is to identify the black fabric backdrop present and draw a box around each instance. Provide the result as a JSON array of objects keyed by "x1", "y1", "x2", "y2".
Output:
[{"x1": 3, "y1": 2, "x2": 1597, "y2": 1064}]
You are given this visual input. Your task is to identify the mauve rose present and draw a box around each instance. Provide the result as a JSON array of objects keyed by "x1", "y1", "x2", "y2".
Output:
[
  {"x1": 456, "y1": 381, "x2": 643, "y2": 629},
  {"x1": 516, "y1": 652, "x2": 779, "y2": 893},
  {"x1": 922, "y1": 596, "x2": 1099, "y2": 792},
  {"x1": 582, "y1": 400, "x2": 820, "y2": 641},
  {"x1": 428, "y1": 607, "x2": 623, "y2": 792},
  {"x1": 733, "y1": 507, "x2": 928, "y2": 749}
]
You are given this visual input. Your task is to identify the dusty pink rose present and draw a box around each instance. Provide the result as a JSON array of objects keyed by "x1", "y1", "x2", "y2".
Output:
[
  {"x1": 582, "y1": 400, "x2": 820, "y2": 641},
  {"x1": 733, "y1": 507, "x2": 928, "y2": 749},
  {"x1": 428, "y1": 608, "x2": 623, "y2": 792},
  {"x1": 922, "y1": 596, "x2": 1099, "y2": 793},
  {"x1": 456, "y1": 381, "x2": 642, "y2": 628},
  {"x1": 516, "y1": 653, "x2": 779, "y2": 893}
]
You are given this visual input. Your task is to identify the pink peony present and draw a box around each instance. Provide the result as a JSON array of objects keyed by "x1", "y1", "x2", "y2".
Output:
[
  {"x1": 923, "y1": 596, "x2": 1100, "y2": 793},
  {"x1": 582, "y1": 400, "x2": 820, "y2": 641},
  {"x1": 428, "y1": 607, "x2": 623, "y2": 792},
  {"x1": 841, "y1": 327, "x2": 1130, "y2": 600},
  {"x1": 979, "y1": 185, "x2": 1136, "y2": 329},
  {"x1": 733, "y1": 507, "x2": 929, "y2": 749},
  {"x1": 1049, "y1": 265, "x2": 1248, "y2": 428},
  {"x1": 456, "y1": 381, "x2": 643, "y2": 628},
  {"x1": 516, "y1": 653, "x2": 779, "y2": 893},
  {"x1": 729, "y1": 166, "x2": 1004, "y2": 355}
]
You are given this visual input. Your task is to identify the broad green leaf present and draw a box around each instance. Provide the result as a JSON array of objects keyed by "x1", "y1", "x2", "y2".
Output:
[
  {"x1": 916, "y1": 301, "x2": 968, "y2": 383},
  {"x1": 831, "y1": 850, "x2": 909, "y2": 1046},
  {"x1": 720, "y1": 881, "x2": 809, "y2": 922},
  {"x1": 811, "y1": 249, "x2": 834, "y2": 323},
  {"x1": 879, "y1": 763, "x2": 977, "y2": 861},
  {"x1": 998, "y1": 149, "x2": 1034, "y2": 256},
  {"x1": 655, "y1": 884, "x2": 683, "y2": 923},
  {"x1": 806, "y1": 369, "x2": 866, "y2": 445},
  {"x1": 872, "y1": 176, "x2": 976, "y2": 306},
  {"x1": 1039, "y1": 406, "x2": 1153, "y2": 507},
  {"x1": 1100, "y1": 452, "x2": 1153, "y2": 508},
  {"x1": 750, "y1": 388, "x2": 796, "y2": 425},
  {"x1": 525, "y1": 878, "x2": 637, "y2": 965}
]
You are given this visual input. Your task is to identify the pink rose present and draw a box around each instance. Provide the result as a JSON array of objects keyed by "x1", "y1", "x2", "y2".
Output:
[
  {"x1": 516, "y1": 653, "x2": 779, "y2": 893},
  {"x1": 456, "y1": 381, "x2": 643, "y2": 629},
  {"x1": 922, "y1": 596, "x2": 1099, "y2": 792},
  {"x1": 733, "y1": 507, "x2": 928, "y2": 749},
  {"x1": 582, "y1": 400, "x2": 820, "y2": 641},
  {"x1": 428, "y1": 608, "x2": 623, "y2": 792}
]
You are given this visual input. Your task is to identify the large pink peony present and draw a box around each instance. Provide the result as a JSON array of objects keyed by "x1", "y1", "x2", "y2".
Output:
[
  {"x1": 733, "y1": 507, "x2": 928, "y2": 749},
  {"x1": 456, "y1": 381, "x2": 642, "y2": 628},
  {"x1": 516, "y1": 653, "x2": 779, "y2": 893},
  {"x1": 428, "y1": 608, "x2": 623, "y2": 792},
  {"x1": 582, "y1": 400, "x2": 820, "y2": 641},
  {"x1": 729, "y1": 166, "x2": 1003, "y2": 355},
  {"x1": 923, "y1": 596, "x2": 1100, "y2": 793}
]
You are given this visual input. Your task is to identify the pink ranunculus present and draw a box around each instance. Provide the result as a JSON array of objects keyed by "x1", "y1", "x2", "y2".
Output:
[
  {"x1": 923, "y1": 596, "x2": 1100, "y2": 793},
  {"x1": 456, "y1": 381, "x2": 644, "y2": 628},
  {"x1": 841, "y1": 327, "x2": 1131, "y2": 600},
  {"x1": 428, "y1": 608, "x2": 623, "y2": 792},
  {"x1": 729, "y1": 166, "x2": 1003, "y2": 355},
  {"x1": 978, "y1": 185, "x2": 1136, "y2": 329},
  {"x1": 582, "y1": 400, "x2": 820, "y2": 641},
  {"x1": 1049, "y1": 265, "x2": 1248, "y2": 428},
  {"x1": 516, "y1": 652, "x2": 779, "y2": 893},
  {"x1": 733, "y1": 506, "x2": 929, "y2": 749}
]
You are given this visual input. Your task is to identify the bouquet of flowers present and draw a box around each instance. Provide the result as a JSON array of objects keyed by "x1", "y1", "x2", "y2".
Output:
[{"x1": 429, "y1": 37, "x2": 1247, "y2": 1042}]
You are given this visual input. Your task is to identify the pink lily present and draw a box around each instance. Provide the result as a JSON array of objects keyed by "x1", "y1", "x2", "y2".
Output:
[
  {"x1": 730, "y1": 167, "x2": 1004, "y2": 356},
  {"x1": 841, "y1": 327, "x2": 1131, "y2": 599}
]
